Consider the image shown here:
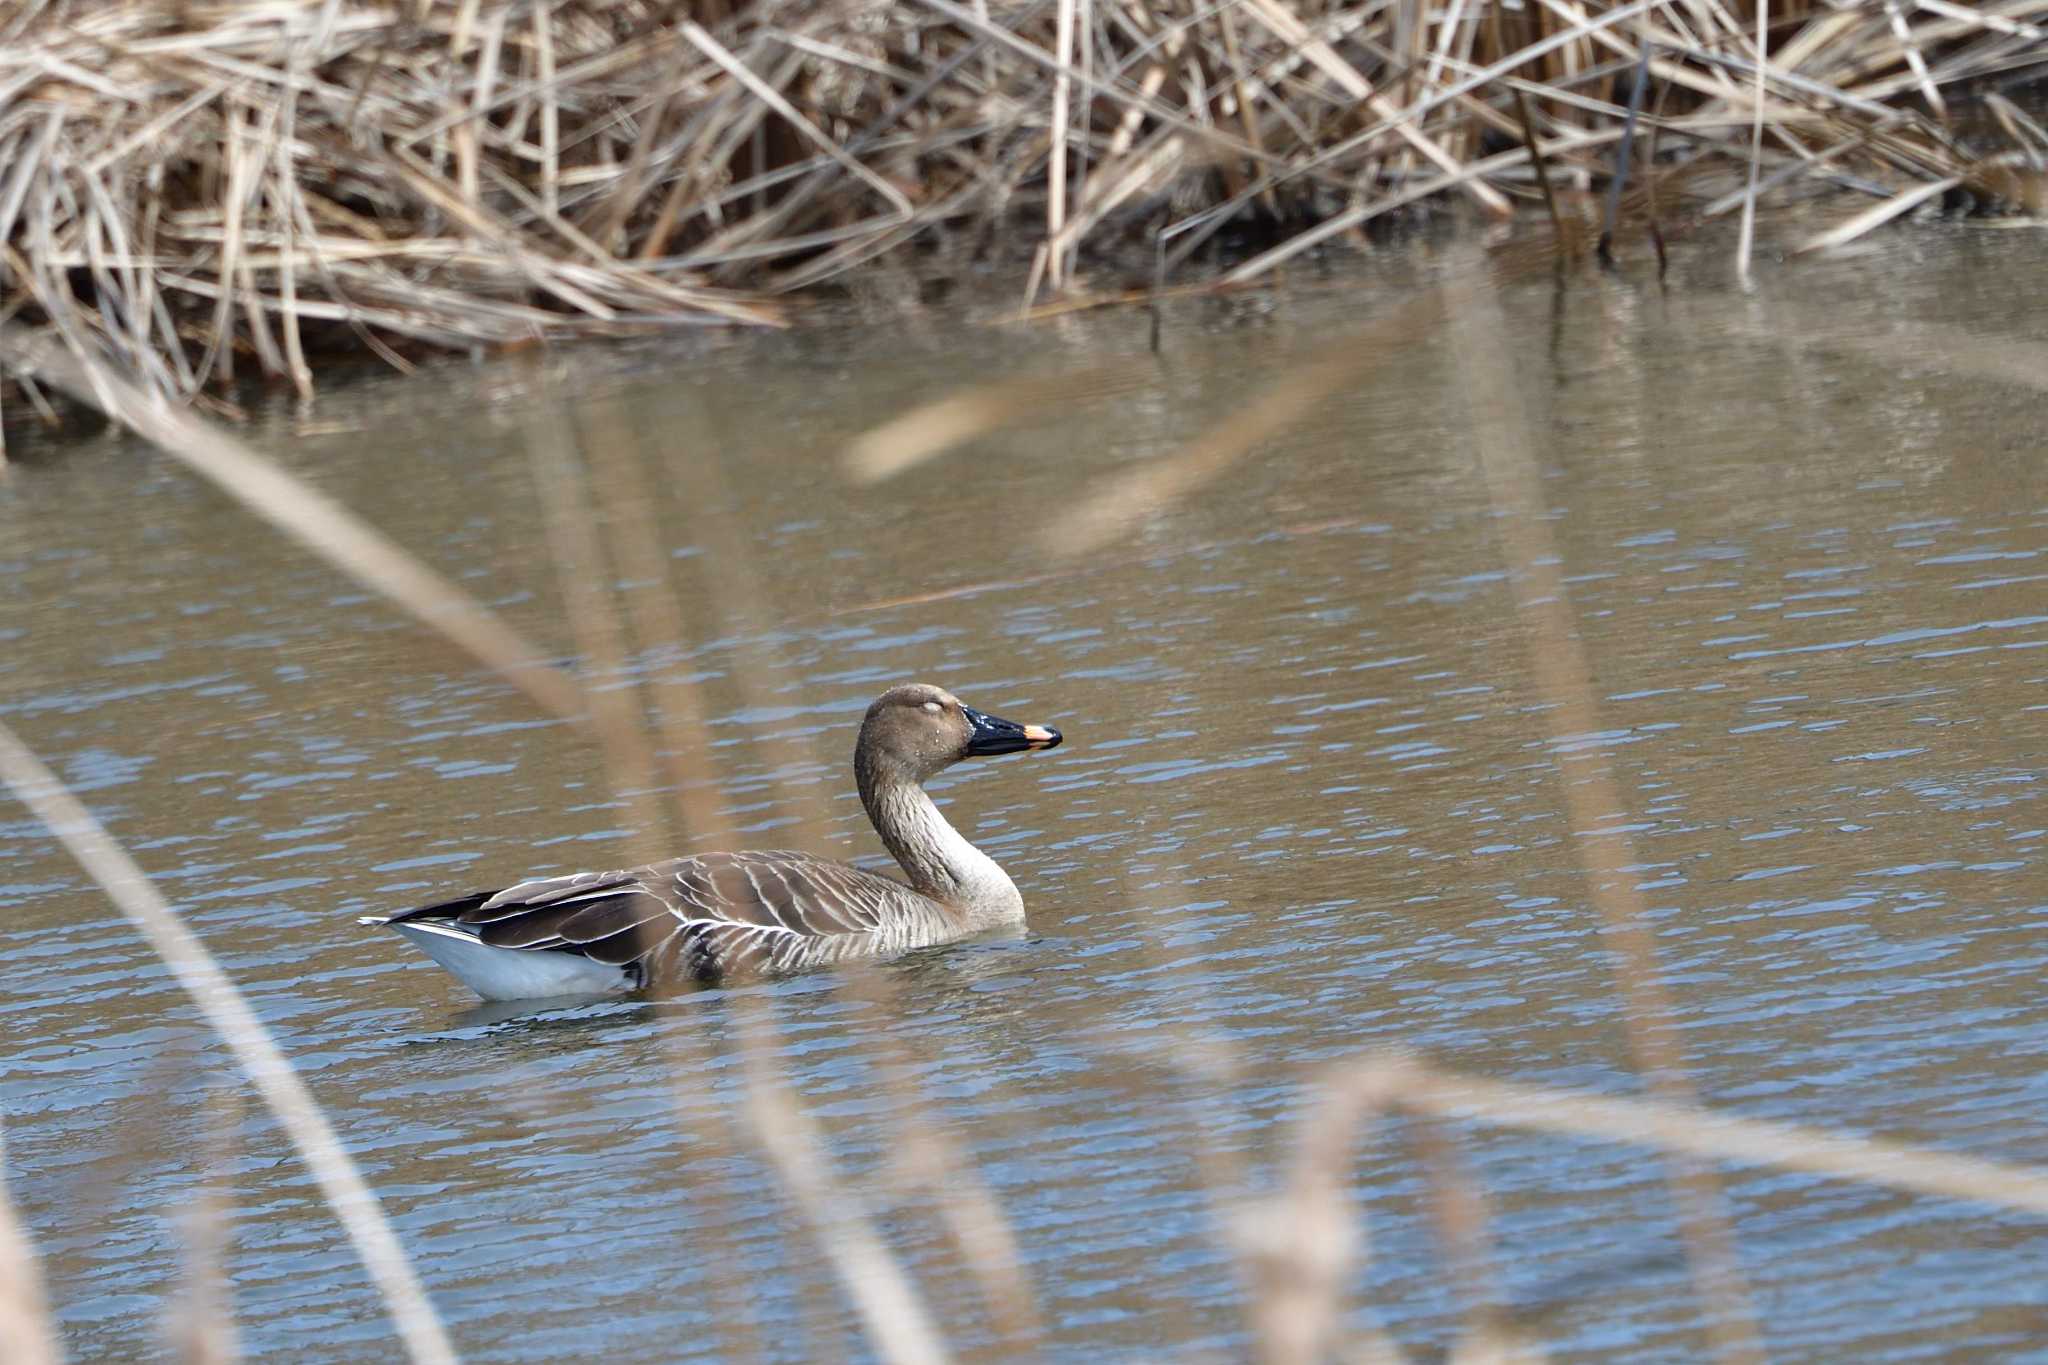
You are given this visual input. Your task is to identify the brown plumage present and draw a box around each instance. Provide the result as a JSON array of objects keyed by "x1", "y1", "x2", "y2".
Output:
[{"x1": 363, "y1": 684, "x2": 1063, "y2": 999}]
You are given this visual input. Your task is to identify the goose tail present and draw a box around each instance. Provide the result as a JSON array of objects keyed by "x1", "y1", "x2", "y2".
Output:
[{"x1": 363, "y1": 894, "x2": 633, "y2": 1001}]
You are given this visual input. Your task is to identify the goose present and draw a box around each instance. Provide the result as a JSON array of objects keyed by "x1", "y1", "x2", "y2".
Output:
[{"x1": 359, "y1": 683, "x2": 1062, "y2": 1000}]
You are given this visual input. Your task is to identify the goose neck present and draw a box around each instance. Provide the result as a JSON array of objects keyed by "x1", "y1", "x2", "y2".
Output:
[{"x1": 857, "y1": 768, "x2": 1021, "y2": 925}]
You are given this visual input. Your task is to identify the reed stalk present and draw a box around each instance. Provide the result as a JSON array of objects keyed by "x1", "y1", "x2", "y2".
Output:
[
  {"x1": 0, "y1": 1118, "x2": 63, "y2": 1365},
  {"x1": 0, "y1": 723, "x2": 458, "y2": 1365}
]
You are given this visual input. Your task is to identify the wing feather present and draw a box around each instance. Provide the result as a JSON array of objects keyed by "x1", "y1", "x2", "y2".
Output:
[{"x1": 400, "y1": 851, "x2": 924, "y2": 989}]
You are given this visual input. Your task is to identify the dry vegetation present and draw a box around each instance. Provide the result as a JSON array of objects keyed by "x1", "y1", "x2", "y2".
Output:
[{"x1": 0, "y1": 0, "x2": 2043, "y2": 408}]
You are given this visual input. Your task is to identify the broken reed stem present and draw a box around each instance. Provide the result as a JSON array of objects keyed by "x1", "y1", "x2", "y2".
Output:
[
  {"x1": 1599, "y1": 38, "x2": 1655, "y2": 263},
  {"x1": 0, "y1": 721, "x2": 458, "y2": 1365},
  {"x1": 1443, "y1": 274, "x2": 1765, "y2": 1363},
  {"x1": 1489, "y1": 0, "x2": 1570, "y2": 253},
  {"x1": 1513, "y1": 83, "x2": 1571, "y2": 251},
  {"x1": 1360, "y1": 1055, "x2": 2048, "y2": 1218}
]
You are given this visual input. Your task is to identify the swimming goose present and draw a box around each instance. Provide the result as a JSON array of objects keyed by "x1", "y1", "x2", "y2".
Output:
[{"x1": 360, "y1": 683, "x2": 1062, "y2": 1000}]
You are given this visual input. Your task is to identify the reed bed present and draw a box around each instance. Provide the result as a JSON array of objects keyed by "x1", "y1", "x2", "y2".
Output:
[{"x1": 1, "y1": 0, "x2": 2042, "y2": 407}]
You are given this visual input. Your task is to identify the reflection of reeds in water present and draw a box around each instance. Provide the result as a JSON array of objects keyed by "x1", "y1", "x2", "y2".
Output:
[
  {"x1": 17, "y1": 273, "x2": 2048, "y2": 1360},
  {"x1": 1, "y1": 1, "x2": 2040, "y2": 405},
  {"x1": 0, "y1": 323, "x2": 582, "y2": 724},
  {"x1": 1446, "y1": 274, "x2": 1763, "y2": 1359}
]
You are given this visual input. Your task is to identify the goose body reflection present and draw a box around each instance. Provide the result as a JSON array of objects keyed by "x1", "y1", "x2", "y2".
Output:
[{"x1": 361, "y1": 684, "x2": 1062, "y2": 1000}]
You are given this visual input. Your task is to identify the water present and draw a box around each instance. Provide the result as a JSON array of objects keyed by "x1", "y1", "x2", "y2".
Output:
[{"x1": 4, "y1": 226, "x2": 2047, "y2": 1361}]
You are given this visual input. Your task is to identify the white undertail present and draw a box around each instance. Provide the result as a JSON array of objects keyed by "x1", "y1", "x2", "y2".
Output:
[{"x1": 362, "y1": 917, "x2": 632, "y2": 1001}]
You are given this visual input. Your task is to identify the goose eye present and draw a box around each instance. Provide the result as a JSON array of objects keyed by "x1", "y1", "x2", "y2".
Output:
[{"x1": 922, "y1": 700, "x2": 942, "y2": 714}]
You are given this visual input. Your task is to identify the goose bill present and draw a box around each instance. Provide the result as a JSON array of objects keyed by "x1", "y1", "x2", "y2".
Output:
[{"x1": 963, "y1": 707, "x2": 1062, "y2": 756}]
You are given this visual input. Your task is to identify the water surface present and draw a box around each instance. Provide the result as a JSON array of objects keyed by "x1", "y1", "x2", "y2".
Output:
[{"x1": 4, "y1": 226, "x2": 2047, "y2": 1360}]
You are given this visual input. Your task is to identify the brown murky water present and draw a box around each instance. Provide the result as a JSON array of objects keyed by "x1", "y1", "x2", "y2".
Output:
[{"x1": 4, "y1": 225, "x2": 2047, "y2": 1361}]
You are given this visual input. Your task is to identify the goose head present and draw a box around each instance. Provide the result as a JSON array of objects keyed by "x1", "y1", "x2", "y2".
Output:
[{"x1": 856, "y1": 683, "x2": 1062, "y2": 787}]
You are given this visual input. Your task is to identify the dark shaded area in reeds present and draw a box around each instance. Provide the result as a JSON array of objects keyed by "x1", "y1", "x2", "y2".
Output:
[{"x1": 1, "y1": 0, "x2": 2044, "y2": 404}]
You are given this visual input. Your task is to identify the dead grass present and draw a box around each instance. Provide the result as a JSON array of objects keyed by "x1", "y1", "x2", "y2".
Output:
[
  {"x1": 0, "y1": 0, "x2": 2041, "y2": 406},
  {"x1": 1445, "y1": 273, "x2": 1761, "y2": 1360}
]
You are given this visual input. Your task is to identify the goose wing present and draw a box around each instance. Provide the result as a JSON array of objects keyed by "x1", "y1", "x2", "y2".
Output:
[{"x1": 401, "y1": 851, "x2": 920, "y2": 986}]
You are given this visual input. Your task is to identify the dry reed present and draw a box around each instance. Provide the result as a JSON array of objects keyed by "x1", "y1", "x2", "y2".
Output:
[
  {"x1": 1, "y1": 0, "x2": 2040, "y2": 406},
  {"x1": 8, "y1": 27, "x2": 2047, "y2": 1331},
  {"x1": 0, "y1": 1117, "x2": 63, "y2": 1365},
  {"x1": 0, "y1": 721, "x2": 459, "y2": 1365}
]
